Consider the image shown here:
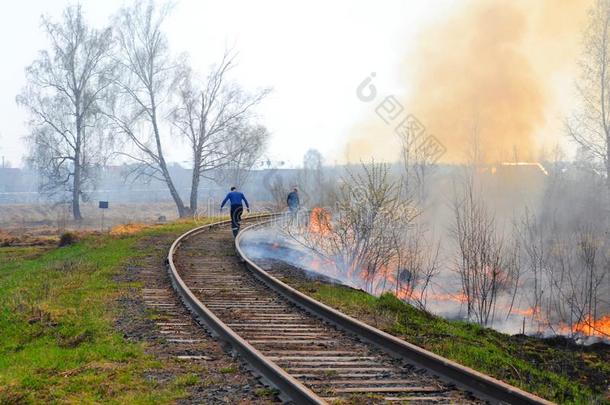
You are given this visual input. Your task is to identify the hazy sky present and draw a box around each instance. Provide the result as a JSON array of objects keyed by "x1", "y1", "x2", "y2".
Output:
[{"x1": 0, "y1": 0, "x2": 458, "y2": 168}]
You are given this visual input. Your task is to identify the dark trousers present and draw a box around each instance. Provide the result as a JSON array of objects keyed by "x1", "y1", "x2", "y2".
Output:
[{"x1": 230, "y1": 204, "x2": 244, "y2": 236}]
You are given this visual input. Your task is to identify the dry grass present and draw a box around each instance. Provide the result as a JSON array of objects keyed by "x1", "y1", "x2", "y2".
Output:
[
  {"x1": 0, "y1": 229, "x2": 11, "y2": 242},
  {"x1": 0, "y1": 229, "x2": 59, "y2": 247},
  {"x1": 0, "y1": 202, "x2": 179, "y2": 231},
  {"x1": 109, "y1": 223, "x2": 149, "y2": 236},
  {"x1": 0, "y1": 202, "x2": 181, "y2": 247}
]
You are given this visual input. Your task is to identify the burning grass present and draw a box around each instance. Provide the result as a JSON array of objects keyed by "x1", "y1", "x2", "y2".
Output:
[
  {"x1": 260, "y1": 259, "x2": 610, "y2": 404},
  {"x1": 558, "y1": 315, "x2": 610, "y2": 340}
]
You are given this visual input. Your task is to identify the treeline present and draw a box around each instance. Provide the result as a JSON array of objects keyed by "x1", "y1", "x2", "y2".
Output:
[{"x1": 17, "y1": 1, "x2": 269, "y2": 220}]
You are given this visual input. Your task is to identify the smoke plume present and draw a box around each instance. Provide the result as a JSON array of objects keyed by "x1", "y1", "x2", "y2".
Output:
[{"x1": 346, "y1": 0, "x2": 591, "y2": 163}]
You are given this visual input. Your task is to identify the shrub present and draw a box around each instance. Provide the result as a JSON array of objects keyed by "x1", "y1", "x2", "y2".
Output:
[{"x1": 58, "y1": 232, "x2": 77, "y2": 247}]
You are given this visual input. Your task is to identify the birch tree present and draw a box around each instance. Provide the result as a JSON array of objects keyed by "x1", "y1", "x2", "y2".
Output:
[
  {"x1": 213, "y1": 124, "x2": 268, "y2": 190},
  {"x1": 17, "y1": 5, "x2": 113, "y2": 220},
  {"x1": 171, "y1": 55, "x2": 269, "y2": 213},
  {"x1": 110, "y1": 2, "x2": 268, "y2": 217},
  {"x1": 109, "y1": 0, "x2": 189, "y2": 216}
]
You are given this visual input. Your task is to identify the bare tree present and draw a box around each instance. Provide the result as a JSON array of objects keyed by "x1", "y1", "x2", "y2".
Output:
[
  {"x1": 398, "y1": 120, "x2": 440, "y2": 203},
  {"x1": 542, "y1": 226, "x2": 609, "y2": 338},
  {"x1": 568, "y1": 0, "x2": 610, "y2": 205},
  {"x1": 579, "y1": 228, "x2": 600, "y2": 331},
  {"x1": 503, "y1": 228, "x2": 522, "y2": 323},
  {"x1": 297, "y1": 149, "x2": 329, "y2": 207},
  {"x1": 518, "y1": 208, "x2": 546, "y2": 324},
  {"x1": 108, "y1": 1, "x2": 189, "y2": 216},
  {"x1": 392, "y1": 224, "x2": 440, "y2": 310},
  {"x1": 563, "y1": 227, "x2": 607, "y2": 336},
  {"x1": 284, "y1": 162, "x2": 420, "y2": 294},
  {"x1": 213, "y1": 124, "x2": 268, "y2": 190},
  {"x1": 17, "y1": 5, "x2": 113, "y2": 220},
  {"x1": 258, "y1": 159, "x2": 292, "y2": 210},
  {"x1": 532, "y1": 165, "x2": 610, "y2": 337},
  {"x1": 266, "y1": 170, "x2": 292, "y2": 210},
  {"x1": 109, "y1": 3, "x2": 268, "y2": 217},
  {"x1": 171, "y1": 55, "x2": 269, "y2": 213},
  {"x1": 333, "y1": 163, "x2": 405, "y2": 291},
  {"x1": 451, "y1": 168, "x2": 513, "y2": 326}
]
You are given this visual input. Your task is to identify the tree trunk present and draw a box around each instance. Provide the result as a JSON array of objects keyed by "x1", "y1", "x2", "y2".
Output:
[
  {"x1": 72, "y1": 171, "x2": 82, "y2": 221},
  {"x1": 151, "y1": 99, "x2": 188, "y2": 218},
  {"x1": 73, "y1": 115, "x2": 83, "y2": 221},
  {"x1": 190, "y1": 168, "x2": 200, "y2": 215},
  {"x1": 606, "y1": 134, "x2": 610, "y2": 231},
  {"x1": 160, "y1": 160, "x2": 188, "y2": 217}
]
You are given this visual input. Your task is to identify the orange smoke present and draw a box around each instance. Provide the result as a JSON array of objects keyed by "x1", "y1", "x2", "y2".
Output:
[{"x1": 346, "y1": 0, "x2": 591, "y2": 163}]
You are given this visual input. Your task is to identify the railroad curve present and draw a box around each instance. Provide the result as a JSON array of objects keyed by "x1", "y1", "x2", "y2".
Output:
[{"x1": 166, "y1": 217, "x2": 552, "y2": 405}]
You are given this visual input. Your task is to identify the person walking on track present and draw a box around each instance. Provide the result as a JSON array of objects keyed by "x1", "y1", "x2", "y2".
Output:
[
  {"x1": 220, "y1": 186, "x2": 250, "y2": 237},
  {"x1": 287, "y1": 187, "x2": 300, "y2": 216}
]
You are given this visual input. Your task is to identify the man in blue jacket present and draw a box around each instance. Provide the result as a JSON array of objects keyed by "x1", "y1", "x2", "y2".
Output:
[
  {"x1": 287, "y1": 187, "x2": 300, "y2": 216},
  {"x1": 221, "y1": 187, "x2": 250, "y2": 237}
]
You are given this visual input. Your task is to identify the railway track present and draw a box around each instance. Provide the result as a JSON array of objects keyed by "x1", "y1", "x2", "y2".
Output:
[{"x1": 167, "y1": 217, "x2": 552, "y2": 404}]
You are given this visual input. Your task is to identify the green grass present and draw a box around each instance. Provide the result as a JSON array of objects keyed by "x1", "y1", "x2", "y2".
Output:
[
  {"x1": 0, "y1": 220, "x2": 210, "y2": 404},
  {"x1": 0, "y1": 246, "x2": 49, "y2": 263},
  {"x1": 254, "y1": 387, "x2": 279, "y2": 398},
  {"x1": 219, "y1": 366, "x2": 238, "y2": 374},
  {"x1": 286, "y1": 279, "x2": 609, "y2": 405}
]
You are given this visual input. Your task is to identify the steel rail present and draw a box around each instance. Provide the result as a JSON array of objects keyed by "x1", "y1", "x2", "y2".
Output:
[
  {"x1": 234, "y1": 220, "x2": 554, "y2": 405},
  {"x1": 166, "y1": 214, "x2": 326, "y2": 404}
]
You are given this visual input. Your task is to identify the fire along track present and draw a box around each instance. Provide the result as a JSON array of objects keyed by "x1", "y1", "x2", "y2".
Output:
[{"x1": 167, "y1": 217, "x2": 553, "y2": 405}]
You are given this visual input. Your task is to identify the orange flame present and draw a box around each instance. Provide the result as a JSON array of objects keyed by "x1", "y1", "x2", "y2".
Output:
[
  {"x1": 564, "y1": 315, "x2": 610, "y2": 337},
  {"x1": 309, "y1": 207, "x2": 332, "y2": 235},
  {"x1": 427, "y1": 292, "x2": 469, "y2": 303},
  {"x1": 302, "y1": 209, "x2": 609, "y2": 340},
  {"x1": 512, "y1": 307, "x2": 540, "y2": 317}
]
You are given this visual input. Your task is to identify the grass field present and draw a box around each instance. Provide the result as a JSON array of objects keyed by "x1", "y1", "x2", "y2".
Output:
[
  {"x1": 0, "y1": 220, "x2": 212, "y2": 404},
  {"x1": 0, "y1": 202, "x2": 180, "y2": 231}
]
